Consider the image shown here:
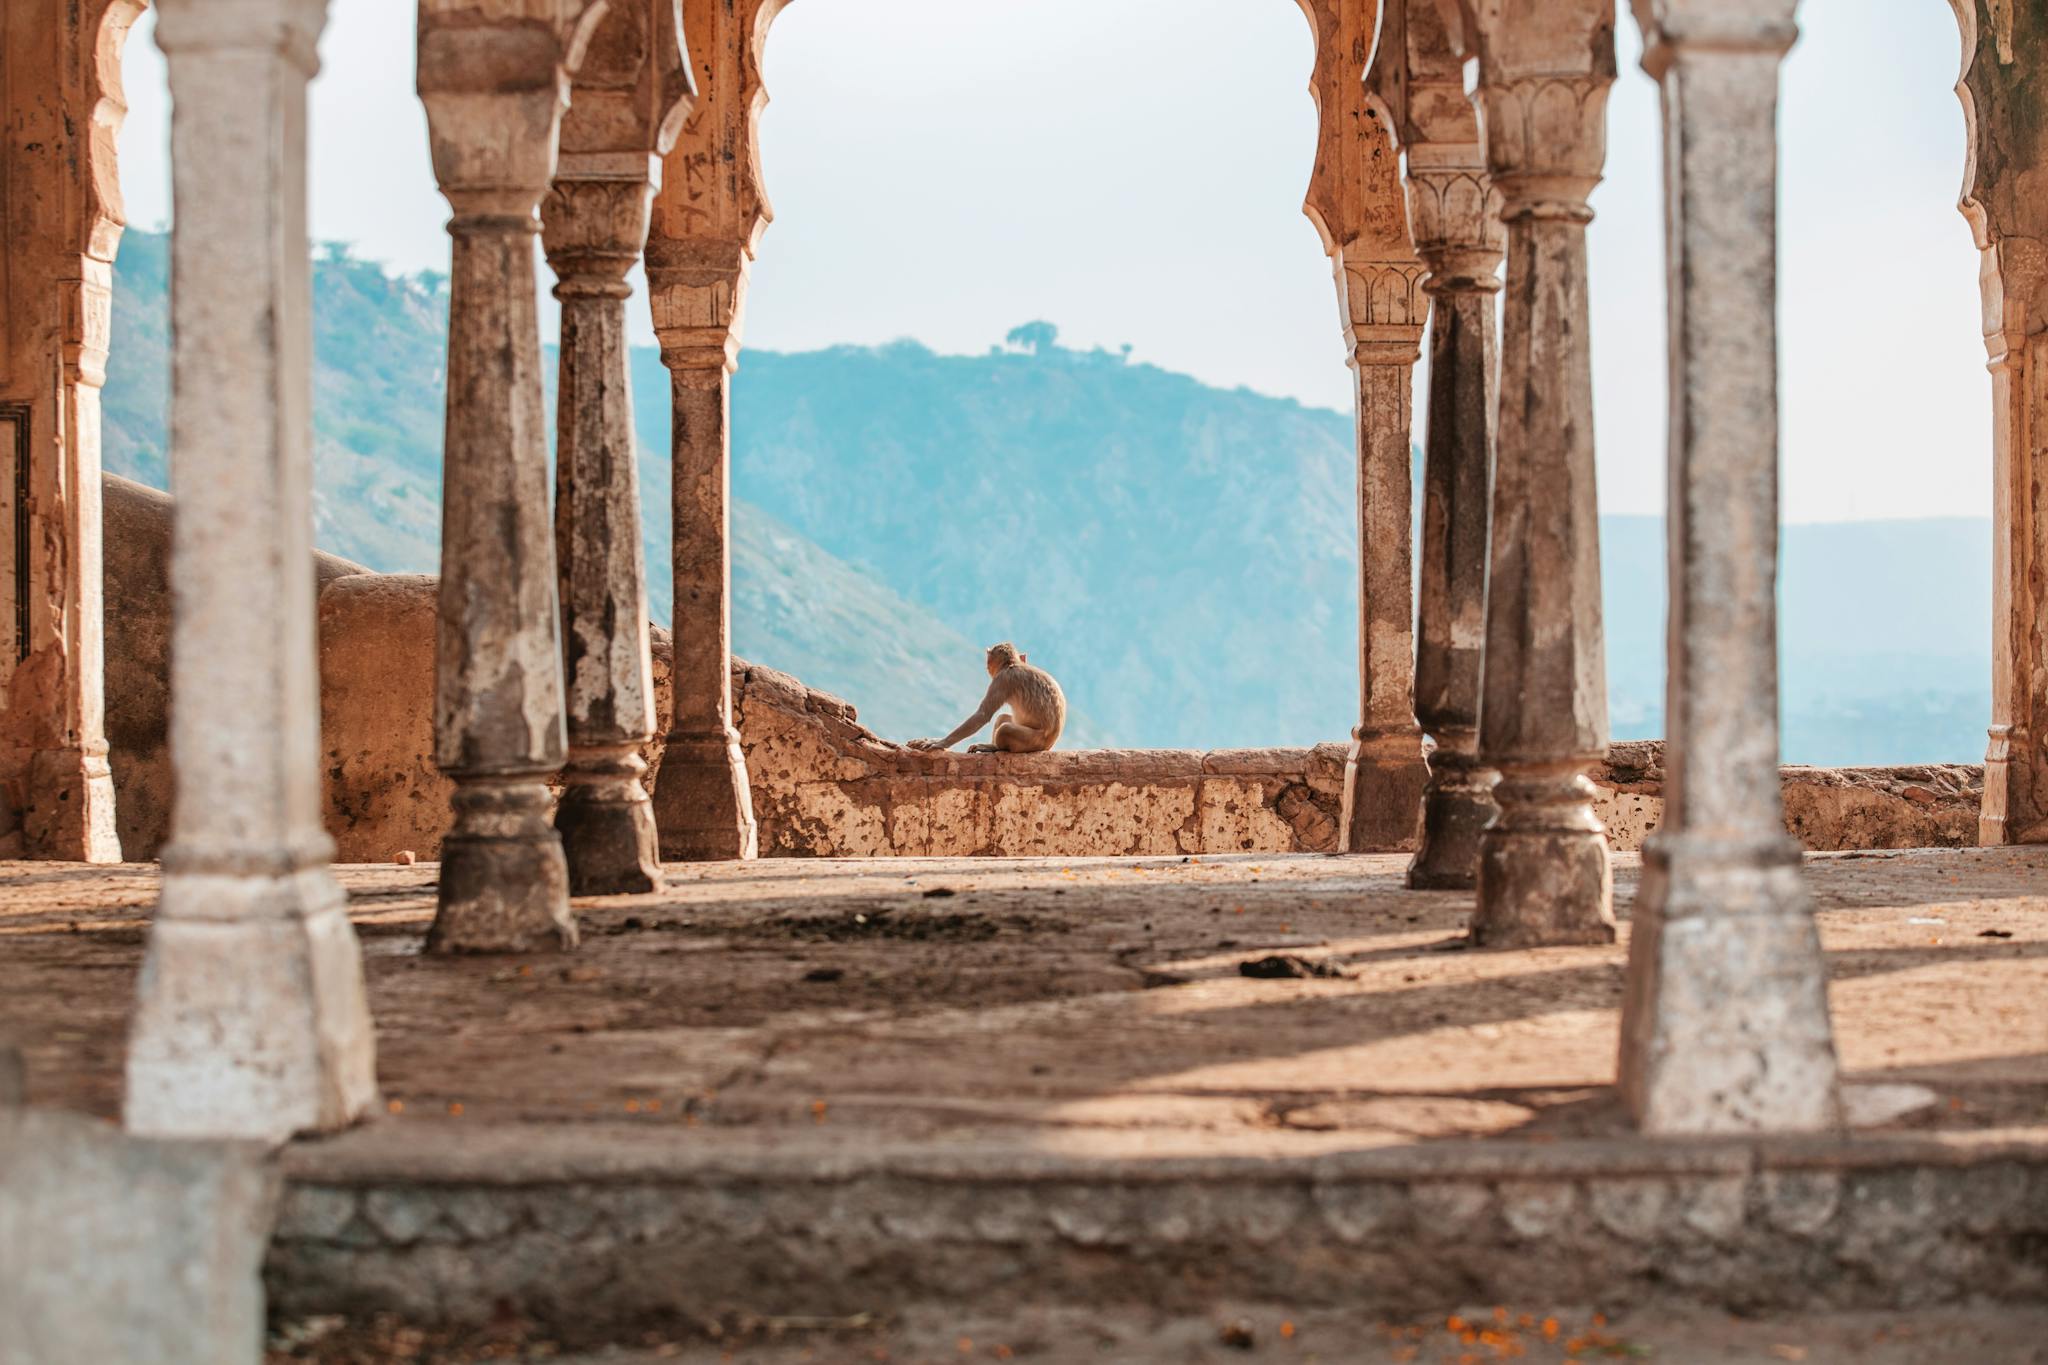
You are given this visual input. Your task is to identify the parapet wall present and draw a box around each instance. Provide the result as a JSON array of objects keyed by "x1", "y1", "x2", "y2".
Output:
[
  {"x1": 733, "y1": 665, "x2": 1984, "y2": 859},
  {"x1": 733, "y1": 662, "x2": 1349, "y2": 857},
  {"x1": 97, "y1": 479, "x2": 1984, "y2": 862}
]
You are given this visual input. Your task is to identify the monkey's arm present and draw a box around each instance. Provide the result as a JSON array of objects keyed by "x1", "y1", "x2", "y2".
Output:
[{"x1": 909, "y1": 677, "x2": 1008, "y2": 751}]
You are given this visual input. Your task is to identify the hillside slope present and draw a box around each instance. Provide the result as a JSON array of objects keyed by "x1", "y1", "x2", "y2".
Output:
[
  {"x1": 103, "y1": 232, "x2": 1991, "y2": 761},
  {"x1": 101, "y1": 230, "x2": 996, "y2": 742}
]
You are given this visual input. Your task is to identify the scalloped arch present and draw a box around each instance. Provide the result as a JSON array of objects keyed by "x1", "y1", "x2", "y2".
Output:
[{"x1": 83, "y1": 0, "x2": 148, "y2": 265}]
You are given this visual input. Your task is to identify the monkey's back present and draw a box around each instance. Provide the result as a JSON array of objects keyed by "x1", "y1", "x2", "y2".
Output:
[{"x1": 1005, "y1": 663, "x2": 1067, "y2": 745}]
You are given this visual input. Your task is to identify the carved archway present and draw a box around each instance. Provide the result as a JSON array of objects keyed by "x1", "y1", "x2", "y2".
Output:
[
  {"x1": 0, "y1": 0, "x2": 147, "y2": 862},
  {"x1": 1948, "y1": 0, "x2": 2048, "y2": 845}
]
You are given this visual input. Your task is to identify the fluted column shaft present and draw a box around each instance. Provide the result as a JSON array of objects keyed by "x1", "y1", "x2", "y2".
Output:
[
  {"x1": 1468, "y1": 10, "x2": 1618, "y2": 949},
  {"x1": 418, "y1": 31, "x2": 578, "y2": 952},
  {"x1": 545, "y1": 178, "x2": 664, "y2": 895},
  {"x1": 125, "y1": 0, "x2": 377, "y2": 1141},
  {"x1": 1981, "y1": 333, "x2": 2043, "y2": 843},
  {"x1": 1409, "y1": 244, "x2": 1503, "y2": 889},
  {"x1": 1618, "y1": 0, "x2": 1842, "y2": 1134},
  {"x1": 651, "y1": 292, "x2": 757, "y2": 861},
  {"x1": 1367, "y1": 0, "x2": 1504, "y2": 886},
  {"x1": 1340, "y1": 335, "x2": 1430, "y2": 852},
  {"x1": 642, "y1": 0, "x2": 778, "y2": 862}
]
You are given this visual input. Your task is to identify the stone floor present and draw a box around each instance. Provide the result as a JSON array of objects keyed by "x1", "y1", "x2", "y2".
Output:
[
  {"x1": 6, "y1": 848, "x2": 2048, "y2": 1348},
  {"x1": 3, "y1": 847, "x2": 2043, "y2": 1146}
]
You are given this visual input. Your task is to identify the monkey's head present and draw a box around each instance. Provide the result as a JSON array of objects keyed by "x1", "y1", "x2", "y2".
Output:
[{"x1": 986, "y1": 642, "x2": 1024, "y2": 676}]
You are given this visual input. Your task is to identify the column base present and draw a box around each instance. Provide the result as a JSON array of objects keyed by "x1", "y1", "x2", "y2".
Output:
[
  {"x1": 1471, "y1": 769, "x2": 1614, "y2": 947},
  {"x1": 556, "y1": 753, "x2": 663, "y2": 897},
  {"x1": 1406, "y1": 751, "x2": 1497, "y2": 891},
  {"x1": 653, "y1": 729, "x2": 757, "y2": 862},
  {"x1": 429, "y1": 779, "x2": 577, "y2": 952},
  {"x1": 1619, "y1": 832, "x2": 1842, "y2": 1135},
  {"x1": 1338, "y1": 726, "x2": 1427, "y2": 854},
  {"x1": 125, "y1": 861, "x2": 378, "y2": 1142},
  {"x1": 22, "y1": 747, "x2": 121, "y2": 862},
  {"x1": 1978, "y1": 725, "x2": 2048, "y2": 844}
]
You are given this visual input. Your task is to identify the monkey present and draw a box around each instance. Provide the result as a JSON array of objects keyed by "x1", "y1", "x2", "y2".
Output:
[{"x1": 908, "y1": 642, "x2": 1066, "y2": 754}]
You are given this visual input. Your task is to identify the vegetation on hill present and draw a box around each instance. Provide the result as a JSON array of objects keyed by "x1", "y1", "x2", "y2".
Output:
[{"x1": 103, "y1": 232, "x2": 1990, "y2": 761}]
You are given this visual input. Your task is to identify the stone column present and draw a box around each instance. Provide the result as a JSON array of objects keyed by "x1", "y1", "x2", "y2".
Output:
[
  {"x1": 1464, "y1": 0, "x2": 1618, "y2": 947},
  {"x1": 651, "y1": 302, "x2": 757, "y2": 861},
  {"x1": 1951, "y1": 1, "x2": 2048, "y2": 847},
  {"x1": 417, "y1": 1, "x2": 604, "y2": 950},
  {"x1": 544, "y1": 0, "x2": 694, "y2": 895},
  {"x1": 1297, "y1": 0, "x2": 1429, "y2": 854},
  {"x1": 1371, "y1": 0, "x2": 1506, "y2": 890},
  {"x1": 1617, "y1": 0, "x2": 1841, "y2": 1134},
  {"x1": 1343, "y1": 333, "x2": 1429, "y2": 854},
  {"x1": 125, "y1": 0, "x2": 377, "y2": 1142},
  {"x1": 0, "y1": 0, "x2": 134, "y2": 863},
  {"x1": 645, "y1": 0, "x2": 789, "y2": 862}
]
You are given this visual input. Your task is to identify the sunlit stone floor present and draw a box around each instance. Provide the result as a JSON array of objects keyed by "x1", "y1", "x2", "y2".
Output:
[{"x1": 3, "y1": 846, "x2": 2042, "y2": 1152}]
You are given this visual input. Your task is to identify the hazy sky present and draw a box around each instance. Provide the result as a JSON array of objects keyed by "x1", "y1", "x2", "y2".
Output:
[{"x1": 113, "y1": 0, "x2": 1984, "y2": 524}]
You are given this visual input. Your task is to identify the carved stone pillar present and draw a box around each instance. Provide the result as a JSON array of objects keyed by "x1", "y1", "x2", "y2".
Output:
[
  {"x1": 1952, "y1": 1, "x2": 2048, "y2": 846},
  {"x1": 125, "y1": 0, "x2": 377, "y2": 1141},
  {"x1": 417, "y1": 0, "x2": 607, "y2": 950},
  {"x1": 1298, "y1": 0, "x2": 1429, "y2": 854},
  {"x1": 1618, "y1": 0, "x2": 1841, "y2": 1133},
  {"x1": 645, "y1": 0, "x2": 789, "y2": 862},
  {"x1": 1371, "y1": 0, "x2": 1506, "y2": 890},
  {"x1": 1460, "y1": 0, "x2": 1617, "y2": 947},
  {"x1": 0, "y1": 0, "x2": 134, "y2": 862},
  {"x1": 544, "y1": 1, "x2": 694, "y2": 895}
]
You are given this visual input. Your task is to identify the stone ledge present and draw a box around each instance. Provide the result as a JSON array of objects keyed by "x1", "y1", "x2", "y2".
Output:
[
  {"x1": 267, "y1": 1122, "x2": 2048, "y2": 1328},
  {"x1": 89, "y1": 546, "x2": 1994, "y2": 861},
  {"x1": 279, "y1": 1118, "x2": 2048, "y2": 1187},
  {"x1": 732, "y1": 668, "x2": 1984, "y2": 858}
]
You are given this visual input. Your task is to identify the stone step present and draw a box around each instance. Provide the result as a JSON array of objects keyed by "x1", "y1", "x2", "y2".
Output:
[{"x1": 267, "y1": 1122, "x2": 2048, "y2": 1337}]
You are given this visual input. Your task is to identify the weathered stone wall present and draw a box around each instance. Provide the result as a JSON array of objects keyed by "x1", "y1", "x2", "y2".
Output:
[
  {"x1": 102, "y1": 475, "x2": 371, "y2": 861},
  {"x1": 734, "y1": 660, "x2": 1349, "y2": 857},
  {"x1": 97, "y1": 489, "x2": 1985, "y2": 862},
  {"x1": 266, "y1": 1132, "x2": 2048, "y2": 1329}
]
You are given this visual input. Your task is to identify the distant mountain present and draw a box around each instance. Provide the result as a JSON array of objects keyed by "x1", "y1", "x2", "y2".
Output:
[
  {"x1": 103, "y1": 231, "x2": 1992, "y2": 762},
  {"x1": 709, "y1": 337, "x2": 1362, "y2": 749},
  {"x1": 102, "y1": 230, "x2": 997, "y2": 742}
]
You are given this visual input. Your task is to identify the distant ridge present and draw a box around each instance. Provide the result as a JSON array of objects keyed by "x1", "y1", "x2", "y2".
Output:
[{"x1": 103, "y1": 233, "x2": 1990, "y2": 762}]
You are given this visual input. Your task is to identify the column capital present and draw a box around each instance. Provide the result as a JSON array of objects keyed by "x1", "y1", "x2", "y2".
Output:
[
  {"x1": 1464, "y1": 1, "x2": 1616, "y2": 218},
  {"x1": 416, "y1": 1, "x2": 611, "y2": 222},
  {"x1": 1343, "y1": 256, "x2": 1428, "y2": 362},
  {"x1": 649, "y1": 252, "x2": 750, "y2": 374},
  {"x1": 543, "y1": 175, "x2": 656, "y2": 293},
  {"x1": 544, "y1": 0, "x2": 697, "y2": 289},
  {"x1": 153, "y1": 0, "x2": 325, "y2": 69},
  {"x1": 1368, "y1": 0, "x2": 1507, "y2": 292},
  {"x1": 1631, "y1": 0, "x2": 1800, "y2": 78}
]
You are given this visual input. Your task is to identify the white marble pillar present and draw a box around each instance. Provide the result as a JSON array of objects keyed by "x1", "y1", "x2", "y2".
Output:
[
  {"x1": 125, "y1": 0, "x2": 378, "y2": 1142},
  {"x1": 1618, "y1": 0, "x2": 1842, "y2": 1134},
  {"x1": 1466, "y1": 0, "x2": 1619, "y2": 949}
]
